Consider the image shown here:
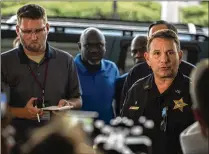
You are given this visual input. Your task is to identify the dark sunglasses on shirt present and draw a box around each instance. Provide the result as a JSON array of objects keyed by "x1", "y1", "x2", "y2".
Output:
[{"x1": 160, "y1": 106, "x2": 168, "y2": 132}]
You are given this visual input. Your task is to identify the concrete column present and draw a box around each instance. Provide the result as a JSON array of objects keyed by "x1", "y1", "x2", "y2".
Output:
[{"x1": 161, "y1": 1, "x2": 180, "y2": 23}]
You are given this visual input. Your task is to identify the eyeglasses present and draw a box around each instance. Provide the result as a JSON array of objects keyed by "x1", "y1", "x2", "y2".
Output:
[
  {"x1": 19, "y1": 26, "x2": 46, "y2": 36},
  {"x1": 160, "y1": 106, "x2": 168, "y2": 132}
]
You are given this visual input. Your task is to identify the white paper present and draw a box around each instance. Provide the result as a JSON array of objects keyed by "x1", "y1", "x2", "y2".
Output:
[{"x1": 41, "y1": 105, "x2": 73, "y2": 111}]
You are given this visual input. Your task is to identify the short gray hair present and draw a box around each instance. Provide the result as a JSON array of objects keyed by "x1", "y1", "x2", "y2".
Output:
[{"x1": 147, "y1": 29, "x2": 180, "y2": 51}]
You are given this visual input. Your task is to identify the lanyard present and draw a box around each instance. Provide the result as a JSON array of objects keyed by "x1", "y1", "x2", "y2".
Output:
[{"x1": 27, "y1": 60, "x2": 49, "y2": 107}]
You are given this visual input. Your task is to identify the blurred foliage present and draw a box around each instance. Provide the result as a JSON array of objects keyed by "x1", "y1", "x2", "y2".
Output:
[
  {"x1": 1, "y1": 1, "x2": 208, "y2": 26},
  {"x1": 180, "y1": 1, "x2": 208, "y2": 26}
]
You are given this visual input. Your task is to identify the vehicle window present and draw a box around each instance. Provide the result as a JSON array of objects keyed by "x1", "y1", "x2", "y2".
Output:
[
  {"x1": 182, "y1": 49, "x2": 188, "y2": 61},
  {"x1": 117, "y1": 41, "x2": 202, "y2": 75},
  {"x1": 1, "y1": 38, "x2": 79, "y2": 57},
  {"x1": 125, "y1": 46, "x2": 135, "y2": 72},
  {"x1": 49, "y1": 42, "x2": 79, "y2": 57}
]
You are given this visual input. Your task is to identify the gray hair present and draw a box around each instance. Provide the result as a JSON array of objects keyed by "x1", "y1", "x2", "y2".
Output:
[{"x1": 147, "y1": 29, "x2": 180, "y2": 51}]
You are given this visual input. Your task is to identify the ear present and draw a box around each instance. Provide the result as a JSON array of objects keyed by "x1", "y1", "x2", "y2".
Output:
[
  {"x1": 46, "y1": 23, "x2": 50, "y2": 34},
  {"x1": 178, "y1": 50, "x2": 183, "y2": 64},
  {"x1": 16, "y1": 25, "x2": 20, "y2": 37},
  {"x1": 144, "y1": 52, "x2": 151, "y2": 66},
  {"x1": 77, "y1": 42, "x2": 81, "y2": 50}
]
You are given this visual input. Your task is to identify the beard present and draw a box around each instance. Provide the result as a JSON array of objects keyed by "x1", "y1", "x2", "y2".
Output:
[
  {"x1": 82, "y1": 50, "x2": 105, "y2": 65},
  {"x1": 88, "y1": 56, "x2": 102, "y2": 64},
  {"x1": 20, "y1": 35, "x2": 46, "y2": 53}
]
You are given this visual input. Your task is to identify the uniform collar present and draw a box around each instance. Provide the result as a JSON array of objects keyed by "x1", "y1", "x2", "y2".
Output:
[
  {"x1": 75, "y1": 54, "x2": 106, "y2": 73},
  {"x1": 143, "y1": 71, "x2": 189, "y2": 90},
  {"x1": 143, "y1": 74, "x2": 154, "y2": 90},
  {"x1": 17, "y1": 42, "x2": 56, "y2": 64}
]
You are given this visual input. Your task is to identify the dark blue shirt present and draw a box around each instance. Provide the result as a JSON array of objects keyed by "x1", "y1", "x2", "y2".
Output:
[
  {"x1": 74, "y1": 54, "x2": 119, "y2": 123},
  {"x1": 1, "y1": 43, "x2": 81, "y2": 108},
  {"x1": 1, "y1": 43, "x2": 81, "y2": 150}
]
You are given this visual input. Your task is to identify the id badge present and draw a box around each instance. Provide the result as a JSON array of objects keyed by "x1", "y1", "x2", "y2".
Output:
[{"x1": 40, "y1": 111, "x2": 51, "y2": 121}]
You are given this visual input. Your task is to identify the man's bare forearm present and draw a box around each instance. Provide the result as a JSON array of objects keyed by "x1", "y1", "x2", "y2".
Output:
[
  {"x1": 68, "y1": 97, "x2": 82, "y2": 109},
  {"x1": 8, "y1": 106, "x2": 28, "y2": 119}
]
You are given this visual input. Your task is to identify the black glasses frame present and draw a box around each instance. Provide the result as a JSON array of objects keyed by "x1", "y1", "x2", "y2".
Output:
[{"x1": 19, "y1": 26, "x2": 46, "y2": 36}]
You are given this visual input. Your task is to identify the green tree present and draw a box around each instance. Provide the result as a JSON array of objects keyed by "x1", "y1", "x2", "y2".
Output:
[
  {"x1": 1, "y1": 1, "x2": 208, "y2": 26},
  {"x1": 180, "y1": 2, "x2": 208, "y2": 26}
]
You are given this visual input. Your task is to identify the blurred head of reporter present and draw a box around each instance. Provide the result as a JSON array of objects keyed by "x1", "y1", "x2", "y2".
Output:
[
  {"x1": 180, "y1": 59, "x2": 209, "y2": 154},
  {"x1": 21, "y1": 112, "x2": 94, "y2": 154}
]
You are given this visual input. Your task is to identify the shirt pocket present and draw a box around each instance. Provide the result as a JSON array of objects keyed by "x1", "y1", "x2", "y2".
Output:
[{"x1": 127, "y1": 105, "x2": 141, "y2": 122}]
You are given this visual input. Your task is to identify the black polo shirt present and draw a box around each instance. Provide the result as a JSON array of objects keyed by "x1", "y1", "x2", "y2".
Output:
[
  {"x1": 120, "y1": 61, "x2": 196, "y2": 112},
  {"x1": 115, "y1": 72, "x2": 128, "y2": 116},
  {"x1": 1, "y1": 43, "x2": 81, "y2": 143},
  {"x1": 121, "y1": 72, "x2": 194, "y2": 154}
]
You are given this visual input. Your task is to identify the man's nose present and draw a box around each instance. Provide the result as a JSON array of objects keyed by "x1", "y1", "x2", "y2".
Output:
[
  {"x1": 89, "y1": 47, "x2": 99, "y2": 53},
  {"x1": 31, "y1": 32, "x2": 38, "y2": 40},
  {"x1": 160, "y1": 53, "x2": 169, "y2": 63}
]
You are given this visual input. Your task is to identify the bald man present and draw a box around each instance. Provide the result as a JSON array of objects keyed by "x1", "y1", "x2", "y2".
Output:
[
  {"x1": 74, "y1": 27, "x2": 119, "y2": 123},
  {"x1": 131, "y1": 36, "x2": 148, "y2": 64},
  {"x1": 115, "y1": 35, "x2": 148, "y2": 116}
]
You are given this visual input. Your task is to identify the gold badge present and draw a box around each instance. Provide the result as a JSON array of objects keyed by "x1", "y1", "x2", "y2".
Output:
[
  {"x1": 129, "y1": 106, "x2": 139, "y2": 110},
  {"x1": 173, "y1": 98, "x2": 188, "y2": 112}
]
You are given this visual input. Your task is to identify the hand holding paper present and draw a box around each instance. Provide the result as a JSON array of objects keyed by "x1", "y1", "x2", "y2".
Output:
[
  {"x1": 41, "y1": 105, "x2": 73, "y2": 111},
  {"x1": 58, "y1": 99, "x2": 75, "y2": 108}
]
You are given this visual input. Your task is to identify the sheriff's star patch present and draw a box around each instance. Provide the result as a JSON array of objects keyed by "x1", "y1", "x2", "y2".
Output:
[{"x1": 173, "y1": 98, "x2": 188, "y2": 112}]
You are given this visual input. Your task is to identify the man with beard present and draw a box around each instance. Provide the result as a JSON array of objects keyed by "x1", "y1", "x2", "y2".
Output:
[
  {"x1": 121, "y1": 29, "x2": 194, "y2": 154},
  {"x1": 120, "y1": 20, "x2": 195, "y2": 113},
  {"x1": 74, "y1": 27, "x2": 119, "y2": 123},
  {"x1": 115, "y1": 35, "x2": 148, "y2": 116},
  {"x1": 1, "y1": 4, "x2": 82, "y2": 153}
]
